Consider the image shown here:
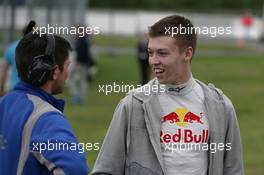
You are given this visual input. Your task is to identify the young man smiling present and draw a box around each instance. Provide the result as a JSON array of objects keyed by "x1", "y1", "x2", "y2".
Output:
[
  {"x1": 0, "y1": 31, "x2": 89, "y2": 174},
  {"x1": 92, "y1": 15, "x2": 243, "y2": 175}
]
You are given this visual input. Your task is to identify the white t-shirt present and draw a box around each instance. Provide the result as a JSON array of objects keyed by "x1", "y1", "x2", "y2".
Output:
[{"x1": 158, "y1": 76, "x2": 209, "y2": 175}]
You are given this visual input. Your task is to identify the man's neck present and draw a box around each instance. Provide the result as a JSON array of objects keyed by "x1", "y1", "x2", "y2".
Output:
[
  {"x1": 171, "y1": 71, "x2": 191, "y2": 85},
  {"x1": 40, "y1": 83, "x2": 52, "y2": 94},
  {"x1": 163, "y1": 74, "x2": 194, "y2": 95}
]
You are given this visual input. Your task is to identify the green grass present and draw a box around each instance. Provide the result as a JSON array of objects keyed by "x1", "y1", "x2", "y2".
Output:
[
  {"x1": 61, "y1": 54, "x2": 140, "y2": 167},
  {"x1": 192, "y1": 56, "x2": 264, "y2": 175},
  {"x1": 193, "y1": 56, "x2": 264, "y2": 175},
  {"x1": 59, "y1": 52, "x2": 264, "y2": 175}
]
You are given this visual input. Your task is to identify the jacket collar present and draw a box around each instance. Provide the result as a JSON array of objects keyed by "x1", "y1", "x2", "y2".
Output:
[
  {"x1": 132, "y1": 78, "x2": 223, "y2": 103},
  {"x1": 14, "y1": 81, "x2": 65, "y2": 112}
]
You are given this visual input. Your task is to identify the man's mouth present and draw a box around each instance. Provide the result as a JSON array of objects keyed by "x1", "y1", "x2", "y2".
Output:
[{"x1": 154, "y1": 68, "x2": 165, "y2": 74}]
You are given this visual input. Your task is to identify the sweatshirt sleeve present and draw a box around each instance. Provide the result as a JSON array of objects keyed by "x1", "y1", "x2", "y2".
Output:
[
  {"x1": 27, "y1": 112, "x2": 89, "y2": 175},
  {"x1": 91, "y1": 98, "x2": 129, "y2": 175},
  {"x1": 223, "y1": 95, "x2": 244, "y2": 175}
]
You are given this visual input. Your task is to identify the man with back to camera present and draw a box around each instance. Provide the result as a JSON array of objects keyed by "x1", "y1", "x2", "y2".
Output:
[
  {"x1": 0, "y1": 22, "x2": 89, "y2": 175},
  {"x1": 92, "y1": 15, "x2": 244, "y2": 175}
]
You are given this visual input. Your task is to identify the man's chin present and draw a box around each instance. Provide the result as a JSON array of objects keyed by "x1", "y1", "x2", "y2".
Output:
[
  {"x1": 156, "y1": 78, "x2": 167, "y2": 84},
  {"x1": 157, "y1": 77, "x2": 174, "y2": 85}
]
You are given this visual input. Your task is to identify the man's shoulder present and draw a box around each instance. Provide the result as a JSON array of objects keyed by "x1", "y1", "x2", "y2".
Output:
[
  {"x1": 195, "y1": 79, "x2": 234, "y2": 109},
  {"x1": 1, "y1": 90, "x2": 32, "y2": 106},
  {"x1": 26, "y1": 93, "x2": 58, "y2": 110},
  {"x1": 17, "y1": 93, "x2": 64, "y2": 130},
  {"x1": 29, "y1": 96, "x2": 70, "y2": 137}
]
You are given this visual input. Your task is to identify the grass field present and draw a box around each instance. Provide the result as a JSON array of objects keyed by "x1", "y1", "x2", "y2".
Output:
[{"x1": 59, "y1": 51, "x2": 264, "y2": 174}]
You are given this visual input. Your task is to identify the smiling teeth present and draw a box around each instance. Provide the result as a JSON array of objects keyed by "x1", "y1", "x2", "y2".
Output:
[{"x1": 154, "y1": 69, "x2": 164, "y2": 73}]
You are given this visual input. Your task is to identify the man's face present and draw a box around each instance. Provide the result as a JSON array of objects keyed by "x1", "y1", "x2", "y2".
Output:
[
  {"x1": 148, "y1": 36, "x2": 191, "y2": 85},
  {"x1": 51, "y1": 58, "x2": 71, "y2": 95}
]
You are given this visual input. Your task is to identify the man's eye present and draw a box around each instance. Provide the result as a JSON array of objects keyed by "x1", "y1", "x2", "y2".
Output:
[{"x1": 159, "y1": 52, "x2": 168, "y2": 56}]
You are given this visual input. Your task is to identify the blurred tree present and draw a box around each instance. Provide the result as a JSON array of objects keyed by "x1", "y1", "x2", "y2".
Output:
[{"x1": 89, "y1": 0, "x2": 263, "y2": 12}]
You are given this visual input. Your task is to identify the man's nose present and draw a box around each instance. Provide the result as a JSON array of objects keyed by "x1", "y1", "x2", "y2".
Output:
[{"x1": 149, "y1": 54, "x2": 160, "y2": 65}]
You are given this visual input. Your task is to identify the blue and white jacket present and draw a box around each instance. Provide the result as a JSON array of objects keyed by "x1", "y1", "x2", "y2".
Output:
[{"x1": 0, "y1": 81, "x2": 89, "y2": 175}]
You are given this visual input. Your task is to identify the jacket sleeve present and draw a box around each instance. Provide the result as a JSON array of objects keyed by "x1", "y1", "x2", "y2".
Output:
[
  {"x1": 28, "y1": 112, "x2": 89, "y2": 175},
  {"x1": 223, "y1": 95, "x2": 244, "y2": 175},
  {"x1": 91, "y1": 98, "x2": 129, "y2": 175}
]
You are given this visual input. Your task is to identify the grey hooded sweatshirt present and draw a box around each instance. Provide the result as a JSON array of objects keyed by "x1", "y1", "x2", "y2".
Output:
[{"x1": 92, "y1": 78, "x2": 244, "y2": 175}]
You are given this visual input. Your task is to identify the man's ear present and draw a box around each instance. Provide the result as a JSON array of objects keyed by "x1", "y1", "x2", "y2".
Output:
[
  {"x1": 52, "y1": 65, "x2": 60, "y2": 80},
  {"x1": 184, "y1": 47, "x2": 193, "y2": 62}
]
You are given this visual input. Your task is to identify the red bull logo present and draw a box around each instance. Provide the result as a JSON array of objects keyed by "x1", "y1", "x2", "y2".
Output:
[
  {"x1": 161, "y1": 112, "x2": 180, "y2": 123},
  {"x1": 161, "y1": 108, "x2": 204, "y2": 127},
  {"x1": 183, "y1": 112, "x2": 203, "y2": 124},
  {"x1": 160, "y1": 129, "x2": 209, "y2": 143},
  {"x1": 160, "y1": 108, "x2": 209, "y2": 144}
]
